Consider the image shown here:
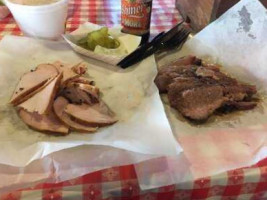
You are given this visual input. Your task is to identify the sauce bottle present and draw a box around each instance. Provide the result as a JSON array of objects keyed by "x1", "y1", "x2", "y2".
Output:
[{"x1": 121, "y1": 0, "x2": 153, "y2": 44}]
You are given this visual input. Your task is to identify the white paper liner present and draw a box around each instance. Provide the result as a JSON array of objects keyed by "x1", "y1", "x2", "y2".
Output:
[
  {"x1": 63, "y1": 22, "x2": 141, "y2": 66},
  {"x1": 0, "y1": 35, "x2": 182, "y2": 171},
  {"x1": 135, "y1": 0, "x2": 267, "y2": 190}
]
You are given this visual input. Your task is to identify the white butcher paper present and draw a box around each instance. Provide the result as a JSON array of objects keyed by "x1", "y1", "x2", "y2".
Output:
[
  {"x1": 158, "y1": 0, "x2": 267, "y2": 136},
  {"x1": 135, "y1": 0, "x2": 267, "y2": 191},
  {"x1": 0, "y1": 35, "x2": 182, "y2": 171}
]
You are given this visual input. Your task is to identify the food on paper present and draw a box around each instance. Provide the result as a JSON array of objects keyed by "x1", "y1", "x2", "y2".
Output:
[
  {"x1": 10, "y1": 62, "x2": 117, "y2": 135},
  {"x1": 60, "y1": 82, "x2": 99, "y2": 105},
  {"x1": 18, "y1": 73, "x2": 62, "y2": 114},
  {"x1": 155, "y1": 55, "x2": 258, "y2": 121},
  {"x1": 64, "y1": 102, "x2": 117, "y2": 126},
  {"x1": 53, "y1": 97, "x2": 98, "y2": 132},
  {"x1": 63, "y1": 22, "x2": 142, "y2": 66},
  {"x1": 71, "y1": 62, "x2": 88, "y2": 75},
  {"x1": 18, "y1": 108, "x2": 69, "y2": 134},
  {"x1": 53, "y1": 61, "x2": 80, "y2": 85},
  {"x1": 9, "y1": 64, "x2": 59, "y2": 106},
  {"x1": 77, "y1": 27, "x2": 120, "y2": 51}
]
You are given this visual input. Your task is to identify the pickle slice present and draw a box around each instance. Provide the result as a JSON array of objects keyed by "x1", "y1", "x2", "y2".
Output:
[
  {"x1": 77, "y1": 27, "x2": 120, "y2": 51},
  {"x1": 77, "y1": 37, "x2": 87, "y2": 45},
  {"x1": 99, "y1": 27, "x2": 108, "y2": 35}
]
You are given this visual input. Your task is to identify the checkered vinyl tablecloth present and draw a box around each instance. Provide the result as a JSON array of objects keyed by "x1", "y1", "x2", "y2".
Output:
[
  {"x1": 0, "y1": 0, "x2": 180, "y2": 39},
  {"x1": 1, "y1": 159, "x2": 267, "y2": 200},
  {"x1": 0, "y1": 0, "x2": 267, "y2": 199}
]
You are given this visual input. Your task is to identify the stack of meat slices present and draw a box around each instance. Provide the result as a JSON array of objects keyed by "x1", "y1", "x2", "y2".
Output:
[
  {"x1": 9, "y1": 61, "x2": 117, "y2": 135},
  {"x1": 155, "y1": 55, "x2": 258, "y2": 121}
]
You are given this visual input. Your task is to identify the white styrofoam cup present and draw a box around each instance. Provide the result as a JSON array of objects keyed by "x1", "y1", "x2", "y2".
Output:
[{"x1": 4, "y1": 0, "x2": 69, "y2": 40}]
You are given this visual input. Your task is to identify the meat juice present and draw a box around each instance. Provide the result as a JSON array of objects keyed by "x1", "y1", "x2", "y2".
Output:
[{"x1": 121, "y1": 0, "x2": 153, "y2": 44}]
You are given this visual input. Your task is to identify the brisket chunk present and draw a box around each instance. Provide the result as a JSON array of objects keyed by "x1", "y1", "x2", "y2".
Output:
[
  {"x1": 155, "y1": 55, "x2": 202, "y2": 93},
  {"x1": 155, "y1": 56, "x2": 258, "y2": 121}
]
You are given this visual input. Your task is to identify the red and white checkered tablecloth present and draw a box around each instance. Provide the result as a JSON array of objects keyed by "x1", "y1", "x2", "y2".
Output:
[
  {"x1": 0, "y1": 0, "x2": 267, "y2": 199},
  {"x1": 0, "y1": 0, "x2": 181, "y2": 39},
  {"x1": 0, "y1": 159, "x2": 267, "y2": 200}
]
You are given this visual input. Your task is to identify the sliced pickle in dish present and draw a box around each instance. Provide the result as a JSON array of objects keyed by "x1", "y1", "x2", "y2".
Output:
[{"x1": 77, "y1": 27, "x2": 120, "y2": 51}]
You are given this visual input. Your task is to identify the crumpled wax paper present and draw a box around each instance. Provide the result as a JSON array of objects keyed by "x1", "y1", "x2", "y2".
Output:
[
  {"x1": 0, "y1": 34, "x2": 182, "y2": 193},
  {"x1": 135, "y1": 0, "x2": 267, "y2": 190},
  {"x1": 0, "y1": 145, "x2": 160, "y2": 194}
]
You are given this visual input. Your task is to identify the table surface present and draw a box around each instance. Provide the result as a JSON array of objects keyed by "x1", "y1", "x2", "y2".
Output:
[
  {"x1": 1, "y1": 0, "x2": 267, "y2": 199},
  {"x1": 0, "y1": 0, "x2": 180, "y2": 39}
]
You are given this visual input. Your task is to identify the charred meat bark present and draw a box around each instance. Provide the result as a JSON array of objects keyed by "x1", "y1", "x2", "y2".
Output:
[
  {"x1": 60, "y1": 81, "x2": 99, "y2": 105},
  {"x1": 155, "y1": 56, "x2": 258, "y2": 121}
]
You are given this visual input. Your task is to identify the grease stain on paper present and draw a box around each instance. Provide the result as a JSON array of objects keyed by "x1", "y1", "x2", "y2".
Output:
[
  {"x1": 248, "y1": 33, "x2": 256, "y2": 39},
  {"x1": 237, "y1": 6, "x2": 256, "y2": 39},
  {"x1": 238, "y1": 6, "x2": 253, "y2": 33}
]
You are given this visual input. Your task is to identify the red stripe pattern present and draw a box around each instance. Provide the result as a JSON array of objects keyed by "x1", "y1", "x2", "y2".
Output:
[
  {"x1": 0, "y1": 0, "x2": 181, "y2": 39},
  {"x1": 0, "y1": 160, "x2": 267, "y2": 199}
]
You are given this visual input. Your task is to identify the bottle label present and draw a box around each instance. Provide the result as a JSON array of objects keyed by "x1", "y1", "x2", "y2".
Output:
[{"x1": 121, "y1": 0, "x2": 152, "y2": 35}]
